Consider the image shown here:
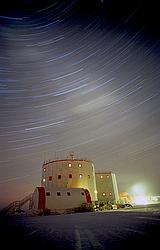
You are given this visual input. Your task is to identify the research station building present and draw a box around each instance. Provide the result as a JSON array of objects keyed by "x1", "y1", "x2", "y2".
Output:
[
  {"x1": 41, "y1": 154, "x2": 98, "y2": 203},
  {"x1": 95, "y1": 172, "x2": 119, "y2": 204}
]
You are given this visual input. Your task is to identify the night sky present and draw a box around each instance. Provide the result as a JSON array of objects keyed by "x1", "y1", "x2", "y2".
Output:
[{"x1": 0, "y1": 0, "x2": 160, "y2": 207}]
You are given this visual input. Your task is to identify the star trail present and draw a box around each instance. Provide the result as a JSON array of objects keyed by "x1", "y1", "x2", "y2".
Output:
[{"x1": 0, "y1": 0, "x2": 160, "y2": 207}]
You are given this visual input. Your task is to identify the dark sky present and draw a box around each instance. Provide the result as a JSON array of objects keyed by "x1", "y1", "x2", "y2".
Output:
[{"x1": 0, "y1": 0, "x2": 160, "y2": 207}]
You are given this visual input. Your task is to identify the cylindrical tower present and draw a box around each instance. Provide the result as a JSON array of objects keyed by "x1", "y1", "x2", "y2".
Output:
[{"x1": 41, "y1": 154, "x2": 97, "y2": 202}]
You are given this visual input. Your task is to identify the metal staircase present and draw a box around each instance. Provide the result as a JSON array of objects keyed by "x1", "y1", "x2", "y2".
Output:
[{"x1": 0, "y1": 193, "x2": 33, "y2": 214}]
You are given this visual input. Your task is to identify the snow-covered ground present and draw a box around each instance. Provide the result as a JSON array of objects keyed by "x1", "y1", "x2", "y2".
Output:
[{"x1": 1, "y1": 204, "x2": 160, "y2": 250}]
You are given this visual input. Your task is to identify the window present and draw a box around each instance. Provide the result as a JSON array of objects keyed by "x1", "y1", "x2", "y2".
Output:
[
  {"x1": 42, "y1": 178, "x2": 46, "y2": 182},
  {"x1": 67, "y1": 192, "x2": 71, "y2": 196},
  {"x1": 107, "y1": 175, "x2": 109, "y2": 178},
  {"x1": 100, "y1": 175, "x2": 103, "y2": 179},
  {"x1": 49, "y1": 176, "x2": 52, "y2": 181},
  {"x1": 78, "y1": 163, "x2": 82, "y2": 168},
  {"x1": 109, "y1": 192, "x2": 112, "y2": 196},
  {"x1": 81, "y1": 192, "x2": 85, "y2": 196},
  {"x1": 68, "y1": 163, "x2": 72, "y2": 167},
  {"x1": 57, "y1": 192, "x2": 61, "y2": 196},
  {"x1": 88, "y1": 175, "x2": 90, "y2": 179},
  {"x1": 79, "y1": 174, "x2": 82, "y2": 179},
  {"x1": 43, "y1": 167, "x2": 46, "y2": 172},
  {"x1": 102, "y1": 192, "x2": 106, "y2": 196},
  {"x1": 58, "y1": 175, "x2": 61, "y2": 179},
  {"x1": 46, "y1": 191, "x2": 51, "y2": 196},
  {"x1": 69, "y1": 174, "x2": 72, "y2": 179}
]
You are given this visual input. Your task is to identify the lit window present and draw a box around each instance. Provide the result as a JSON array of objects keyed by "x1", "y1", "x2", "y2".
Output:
[
  {"x1": 102, "y1": 192, "x2": 106, "y2": 196},
  {"x1": 69, "y1": 174, "x2": 72, "y2": 179},
  {"x1": 67, "y1": 192, "x2": 71, "y2": 196},
  {"x1": 57, "y1": 192, "x2": 61, "y2": 196},
  {"x1": 78, "y1": 163, "x2": 82, "y2": 168},
  {"x1": 58, "y1": 175, "x2": 61, "y2": 179},
  {"x1": 42, "y1": 178, "x2": 46, "y2": 182},
  {"x1": 43, "y1": 168, "x2": 46, "y2": 172},
  {"x1": 49, "y1": 176, "x2": 52, "y2": 181},
  {"x1": 100, "y1": 175, "x2": 103, "y2": 179},
  {"x1": 46, "y1": 191, "x2": 50, "y2": 196},
  {"x1": 79, "y1": 174, "x2": 82, "y2": 179},
  {"x1": 68, "y1": 163, "x2": 72, "y2": 167},
  {"x1": 109, "y1": 192, "x2": 112, "y2": 196},
  {"x1": 107, "y1": 175, "x2": 109, "y2": 178}
]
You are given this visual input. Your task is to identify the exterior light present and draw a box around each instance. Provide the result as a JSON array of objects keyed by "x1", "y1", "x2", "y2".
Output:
[
  {"x1": 131, "y1": 184, "x2": 146, "y2": 196},
  {"x1": 79, "y1": 174, "x2": 82, "y2": 179},
  {"x1": 102, "y1": 192, "x2": 106, "y2": 196},
  {"x1": 134, "y1": 195, "x2": 148, "y2": 205},
  {"x1": 100, "y1": 175, "x2": 103, "y2": 179},
  {"x1": 68, "y1": 163, "x2": 72, "y2": 167},
  {"x1": 78, "y1": 163, "x2": 82, "y2": 168},
  {"x1": 42, "y1": 178, "x2": 46, "y2": 182},
  {"x1": 43, "y1": 168, "x2": 46, "y2": 172},
  {"x1": 131, "y1": 183, "x2": 149, "y2": 205}
]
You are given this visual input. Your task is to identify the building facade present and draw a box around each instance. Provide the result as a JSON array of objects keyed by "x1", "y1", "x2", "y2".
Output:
[
  {"x1": 31, "y1": 186, "x2": 91, "y2": 214},
  {"x1": 41, "y1": 155, "x2": 98, "y2": 202},
  {"x1": 95, "y1": 172, "x2": 119, "y2": 204}
]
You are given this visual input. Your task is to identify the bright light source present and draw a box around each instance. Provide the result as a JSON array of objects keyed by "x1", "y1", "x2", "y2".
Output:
[
  {"x1": 134, "y1": 195, "x2": 148, "y2": 205},
  {"x1": 133, "y1": 185, "x2": 144, "y2": 195},
  {"x1": 131, "y1": 183, "x2": 147, "y2": 196},
  {"x1": 130, "y1": 183, "x2": 150, "y2": 205}
]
